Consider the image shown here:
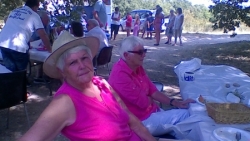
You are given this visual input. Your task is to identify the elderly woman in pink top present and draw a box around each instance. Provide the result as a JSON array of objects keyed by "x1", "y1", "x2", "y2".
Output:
[
  {"x1": 18, "y1": 31, "x2": 156, "y2": 141},
  {"x1": 108, "y1": 35, "x2": 195, "y2": 137}
]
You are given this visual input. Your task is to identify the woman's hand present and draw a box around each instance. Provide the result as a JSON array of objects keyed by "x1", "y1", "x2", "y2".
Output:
[{"x1": 172, "y1": 99, "x2": 196, "y2": 109}]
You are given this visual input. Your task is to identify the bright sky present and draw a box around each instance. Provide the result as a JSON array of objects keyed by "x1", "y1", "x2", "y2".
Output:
[
  {"x1": 188, "y1": 0, "x2": 250, "y2": 7},
  {"x1": 187, "y1": 0, "x2": 214, "y2": 7}
]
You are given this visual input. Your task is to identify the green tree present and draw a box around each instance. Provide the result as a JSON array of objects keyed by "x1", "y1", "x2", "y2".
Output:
[
  {"x1": 0, "y1": 0, "x2": 24, "y2": 19},
  {"x1": 0, "y1": 0, "x2": 217, "y2": 32},
  {"x1": 209, "y1": 0, "x2": 250, "y2": 33},
  {"x1": 0, "y1": 0, "x2": 87, "y2": 26},
  {"x1": 41, "y1": 0, "x2": 85, "y2": 26}
]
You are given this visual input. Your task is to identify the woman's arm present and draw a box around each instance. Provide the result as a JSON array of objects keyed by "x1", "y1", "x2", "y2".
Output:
[
  {"x1": 102, "y1": 80, "x2": 156, "y2": 141},
  {"x1": 18, "y1": 95, "x2": 76, "y2": 141}
]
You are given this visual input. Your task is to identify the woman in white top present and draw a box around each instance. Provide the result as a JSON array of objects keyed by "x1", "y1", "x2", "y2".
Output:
[
  {"x1": 110, "y1": 7, "x2": 120, "y2": 40},
  {"x1": 173, "y1": 8, "x2": 184, "y2": 46},
  {"x1": 165, "y1": 10, "x2": 175, "y2": 45}
]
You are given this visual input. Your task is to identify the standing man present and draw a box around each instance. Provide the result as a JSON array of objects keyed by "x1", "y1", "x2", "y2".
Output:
[
  {"x1": 110, "y1": 7, "x2": 120, "y2": 40},
  {"x1": 0, "y1": 0, "x2": 51, "y2": 72},
  {"x1": 146, "y1": 13, "x2": 154, "y2": 39},
  {"x1": 30, "y1": 10, "x2": 51, "y2": 84},
  {"x1": 93, "y1": 0, "x2": 109, "y2": 29}
]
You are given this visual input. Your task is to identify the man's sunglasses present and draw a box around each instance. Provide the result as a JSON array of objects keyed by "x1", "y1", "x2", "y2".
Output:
[{"x1": 127, "y1": 49, "x2": 147, "y2": 55}]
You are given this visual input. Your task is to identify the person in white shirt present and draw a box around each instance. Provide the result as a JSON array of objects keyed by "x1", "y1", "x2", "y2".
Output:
[
  {"x1": 173, "y1": 8, "x2": 184, "y2": 46},
  {"x1": 110, "y1": 7, "x2": 120, "y2": 40},
  {"x1": 0, "y1": 0, "x2": 51, "y2": 72},
  {"x1": 86, "y1": 19, "x2": 108, "y2": 54}
]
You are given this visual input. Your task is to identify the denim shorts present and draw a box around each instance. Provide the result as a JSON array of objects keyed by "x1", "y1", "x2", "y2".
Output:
[{"x1": 0, "y1": 48, "x2": 29, "y2": 71}]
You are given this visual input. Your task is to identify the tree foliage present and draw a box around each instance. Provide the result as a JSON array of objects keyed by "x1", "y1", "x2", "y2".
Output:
[
  {"x1": 41, "y1": 0, "x2": 85, "y2": 26},
  {"x1": 0, "y1": 0, "x2": 89, "y2": 26},
  {"x1": 0, "y1": 0, "x2": 24, "y2": 18},
  {"x1": 0, "y1": 0, "x2": 215, "y2": 32},
  {"x1": 112, "y1": 0, "x2": 212, "y2": 32},
  {"x1": 209, "y1": 0, "x2": 250, "y2": 32}
]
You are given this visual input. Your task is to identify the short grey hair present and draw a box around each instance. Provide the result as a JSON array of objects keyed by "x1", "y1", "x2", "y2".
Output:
[
  {"x1": 56, "y1": 46, "x2": 92, "y2": 71},
  {"x1": 119, "y1": 36, "x2": 144, "y2": 60},
  {"x1": 88, "y1": 19, "x2": 100, "y2": 27}
]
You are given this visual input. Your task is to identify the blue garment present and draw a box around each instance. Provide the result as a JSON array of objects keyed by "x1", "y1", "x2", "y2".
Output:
[
  {"x1": 146, "y1": 16, "x2": 154, "y2": 31},
  {"x1": 0, "y1": 48, "x2": 29, "y2": 71}
]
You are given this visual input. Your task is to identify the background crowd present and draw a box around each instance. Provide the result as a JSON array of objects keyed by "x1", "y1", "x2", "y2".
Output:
[{"x1": 119, "y1": 5, "x2": 184, "y2": 46}]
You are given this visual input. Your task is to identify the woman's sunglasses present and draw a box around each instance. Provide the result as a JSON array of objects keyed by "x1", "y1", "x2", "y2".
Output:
[{"x1": 127, "y1": 49, "x2": 147, "y2": 55}]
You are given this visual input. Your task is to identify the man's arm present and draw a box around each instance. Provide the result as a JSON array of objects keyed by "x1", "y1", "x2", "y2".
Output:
[
  {"x1": 151, "y1": 91, "x2": 195, "y2": 108},
  {"x1": 93, "y1": 1, "x2": 104, "y2": 27},
  {"x1": 36, "y1": 29, "x2": 52, "y2": 52},
  {"x1": 93, "y1": 11, "x2": 103, "y2": 27},
  {"x1": 151, "y1": 91, "x2": 172, "y2": 105}
]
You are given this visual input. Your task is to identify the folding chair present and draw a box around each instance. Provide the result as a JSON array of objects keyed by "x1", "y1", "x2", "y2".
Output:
[
  {"x1": 0, "y1": 70, "x2": 30, "y2": 129},
  {"x1": 93, "y1": 46, "x2": 113, "y2": 75}
]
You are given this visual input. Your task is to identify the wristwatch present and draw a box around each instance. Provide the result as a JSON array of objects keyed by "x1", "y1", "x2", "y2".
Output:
[{"x1": 170, "y1": 99, "x2": 175, "y2": 106}]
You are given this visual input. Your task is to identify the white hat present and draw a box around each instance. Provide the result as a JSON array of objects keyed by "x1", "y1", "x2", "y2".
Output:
[{"x1": 43, "y1": 31, "x2": 99, "y2": 79}]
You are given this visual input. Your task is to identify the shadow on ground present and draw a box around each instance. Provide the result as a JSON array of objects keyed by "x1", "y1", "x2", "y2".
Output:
[{"x1": 1, "y1": 39, "x2": 250, "y2": 141}]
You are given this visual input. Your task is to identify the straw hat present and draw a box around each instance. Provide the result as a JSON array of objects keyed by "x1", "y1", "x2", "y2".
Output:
[{"x1": 43, "y1": 31, "x2": 99, "y2": 79}]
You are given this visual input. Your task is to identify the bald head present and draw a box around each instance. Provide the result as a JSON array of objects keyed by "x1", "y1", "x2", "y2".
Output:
[
  {"x1": 88, "y1": 19, "x2": 100, "y2": 27},
  {"x1": 87, "y1": 19, "x2": 100, "y2": 31}
]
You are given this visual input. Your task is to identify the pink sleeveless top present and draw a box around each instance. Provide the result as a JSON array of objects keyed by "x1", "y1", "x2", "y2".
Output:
[{"x1": 55, "y1": 77, "x2": 141, "y2": 141}]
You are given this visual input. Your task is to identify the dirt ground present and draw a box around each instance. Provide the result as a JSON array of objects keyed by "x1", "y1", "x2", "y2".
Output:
[{"x1": 1, "y1": 32, "x2": 250, "y2": 141}]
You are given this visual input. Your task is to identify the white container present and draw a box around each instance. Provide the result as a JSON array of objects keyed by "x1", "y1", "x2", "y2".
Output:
[{"x1": 226, "y1": 93, "x2": 240, "y2": 103}]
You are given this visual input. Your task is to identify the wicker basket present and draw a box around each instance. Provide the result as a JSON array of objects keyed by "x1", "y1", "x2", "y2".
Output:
[{"x1": 206, "y1": 103, "x2": 250, "y2": 124}]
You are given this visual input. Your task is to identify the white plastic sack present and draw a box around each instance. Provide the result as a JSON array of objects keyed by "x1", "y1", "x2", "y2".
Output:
[{"x1": 174, "y1": 58, "x2": 202, "y2": 80}]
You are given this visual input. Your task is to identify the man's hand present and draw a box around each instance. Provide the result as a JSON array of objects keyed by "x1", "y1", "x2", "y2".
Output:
[
  {"x1": 173, "y1": 99, "x2": 196, "y2": 109},
  {"x1": 36, "y1": 28, "x2": 52, "y2": 52}
]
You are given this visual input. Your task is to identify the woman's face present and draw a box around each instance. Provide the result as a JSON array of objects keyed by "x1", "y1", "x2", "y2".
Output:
[{"x1": 62, "y1": 50, "x2": 94, "y2": 85}]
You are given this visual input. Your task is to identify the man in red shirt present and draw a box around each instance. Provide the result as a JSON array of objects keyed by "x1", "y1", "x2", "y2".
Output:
[{"x1": 126, "y1": 13, "x2": 132, "y2": 37}]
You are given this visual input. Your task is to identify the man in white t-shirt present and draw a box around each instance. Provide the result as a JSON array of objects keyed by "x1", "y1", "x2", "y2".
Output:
[
  {"x1": 86, "y1": 19, "x2": 108, "y2": 53},
  {"x1": 0, "y1": 0, "x2": 51, "y2": 72},
  {"x1": 110, "y1": 7, "x2": 120, "y2": 40}
]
